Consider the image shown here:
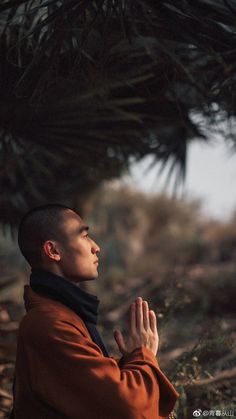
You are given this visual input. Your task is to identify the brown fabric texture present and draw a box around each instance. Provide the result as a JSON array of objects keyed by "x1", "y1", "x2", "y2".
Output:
[{"x1": 14, "y1": 286, "x2": 179, "y2": 419}]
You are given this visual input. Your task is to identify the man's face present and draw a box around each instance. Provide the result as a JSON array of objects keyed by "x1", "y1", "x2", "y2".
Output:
[{"x1": 56, "y1": 209, "x2": 100, "y2": 282}]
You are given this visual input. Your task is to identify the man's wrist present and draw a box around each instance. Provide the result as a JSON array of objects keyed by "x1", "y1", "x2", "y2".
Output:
[{"x1": 120, "y1": 346, "x2": 159, "y2": 366}]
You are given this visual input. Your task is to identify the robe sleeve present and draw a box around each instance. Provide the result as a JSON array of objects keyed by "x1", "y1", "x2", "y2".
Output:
[{"x1": 24, "y1": 319, "x2": 179, "y2": 419}]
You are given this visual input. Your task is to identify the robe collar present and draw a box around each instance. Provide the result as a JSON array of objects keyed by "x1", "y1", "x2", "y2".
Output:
[{"x1": 30, "y1": 268, "x2": 99, "y2": 325}]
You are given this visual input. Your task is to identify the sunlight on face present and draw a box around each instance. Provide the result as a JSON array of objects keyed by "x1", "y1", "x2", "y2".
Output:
[{"x1": 57, "y1": 210, "x2": 100, "y2": 282}]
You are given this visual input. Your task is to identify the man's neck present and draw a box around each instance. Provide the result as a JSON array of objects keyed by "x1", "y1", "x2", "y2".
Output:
[{"x1": 32, "y1": 265, "x2": 81, "y2": 288}]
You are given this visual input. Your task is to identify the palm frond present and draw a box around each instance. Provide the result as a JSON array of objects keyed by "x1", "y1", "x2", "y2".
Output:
[{"x1": 0, "y1": 0, "x2": 236, "y2": 224}]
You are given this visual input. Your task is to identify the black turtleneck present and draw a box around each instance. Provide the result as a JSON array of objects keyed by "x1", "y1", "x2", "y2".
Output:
[{"x1": 30, "y1": 269, "x2": 109, "y2": 357}]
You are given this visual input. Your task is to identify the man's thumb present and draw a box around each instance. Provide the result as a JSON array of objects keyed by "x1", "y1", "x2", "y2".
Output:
[{"x1": 113, "y1": 329, "x2": 126, "y2": 354}]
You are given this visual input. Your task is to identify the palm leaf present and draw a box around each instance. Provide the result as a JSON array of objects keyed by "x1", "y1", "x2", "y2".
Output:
[{"x1": 0, "y1": 0, "x2": 235, "y2": 224}]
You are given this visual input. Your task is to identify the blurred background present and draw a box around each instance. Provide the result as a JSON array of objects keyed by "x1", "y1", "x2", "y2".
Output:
[{"x1": 0, "y1": 1, "x2": 236, "y2": 418}]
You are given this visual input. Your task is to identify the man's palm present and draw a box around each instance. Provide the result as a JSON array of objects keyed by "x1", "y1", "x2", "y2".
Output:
[{"x1": 114, "y1": 297, "x2": 159, "y2": 356}]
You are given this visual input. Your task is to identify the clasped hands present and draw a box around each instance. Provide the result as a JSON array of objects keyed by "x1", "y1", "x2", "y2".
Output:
[{"x1": 114, "y1": 297, "x2": 159, "y2": 357}]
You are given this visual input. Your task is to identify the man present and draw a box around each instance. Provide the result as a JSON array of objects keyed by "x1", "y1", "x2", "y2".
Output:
[{"x1": 13, "y1": 204, "x2": 179, "y2": 419}]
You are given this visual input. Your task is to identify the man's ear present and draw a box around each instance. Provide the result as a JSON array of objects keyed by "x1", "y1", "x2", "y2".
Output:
[{"x1": 42, "y1": 240, "x2": 61, "y2": 262}]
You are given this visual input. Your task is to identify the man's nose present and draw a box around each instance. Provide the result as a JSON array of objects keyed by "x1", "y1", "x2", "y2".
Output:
[{"x1": 91, "y1": 240, "x2": 100, "y2": 254}]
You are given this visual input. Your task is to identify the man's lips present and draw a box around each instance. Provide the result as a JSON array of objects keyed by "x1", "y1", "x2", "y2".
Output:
[{"x1": 94, "y1": 260, "x2": 99, "y2": 264}]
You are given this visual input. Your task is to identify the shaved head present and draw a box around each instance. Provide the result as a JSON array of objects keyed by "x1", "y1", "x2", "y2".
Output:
[{"x1": 18, "y1": 204, "x2": 74, "y2": 267}]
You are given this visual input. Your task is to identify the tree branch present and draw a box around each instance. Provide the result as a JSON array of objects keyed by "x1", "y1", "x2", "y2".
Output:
[{"x1": 187, "y1": 367, "x2": 236, "y2": 387}]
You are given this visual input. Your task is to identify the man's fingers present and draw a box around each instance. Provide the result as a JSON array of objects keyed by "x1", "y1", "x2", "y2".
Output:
[
  {"x1": 149, "y1": 310, "x2": 157, "y2": 333},
  {"x1": 113, "y1": 329, "x2": 126, "y2": 354},
  {"x1": 129, "y1": 302, "x2": 136, "y2": 334},
  {"x1": 142, "y1": 300, "x2": 150, "y2": 330},
  {"x1": 136, "y1": 297, "x2": 143, "y2": 330}
]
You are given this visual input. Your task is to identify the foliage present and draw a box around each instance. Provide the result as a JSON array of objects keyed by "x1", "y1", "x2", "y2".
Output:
[{"x1": 1, "y1": 0, "x2": 236, "y2": 224}]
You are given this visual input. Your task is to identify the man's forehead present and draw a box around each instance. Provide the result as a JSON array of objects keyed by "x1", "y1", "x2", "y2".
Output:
[
  {"x1": 61, "y1": 209, "x2": 87, "y2": 231},
  {"x1": 64, "y1": 209, "x2": 82, "y2": 221}
]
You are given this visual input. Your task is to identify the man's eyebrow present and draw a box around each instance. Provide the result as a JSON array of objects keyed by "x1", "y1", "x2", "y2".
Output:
[{"x1": 78, "y1": 225, "x2": 89, "y2": 234}]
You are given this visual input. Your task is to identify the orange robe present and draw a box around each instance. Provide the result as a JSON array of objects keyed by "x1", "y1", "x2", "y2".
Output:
[{"x1": 14, "y1": 286, "x2": 179, "y2": 419}]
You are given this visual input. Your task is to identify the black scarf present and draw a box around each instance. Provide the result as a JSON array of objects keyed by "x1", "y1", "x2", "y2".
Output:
[{"x1": 30, "y1": 269, "x2": 109, "y2": 357}]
